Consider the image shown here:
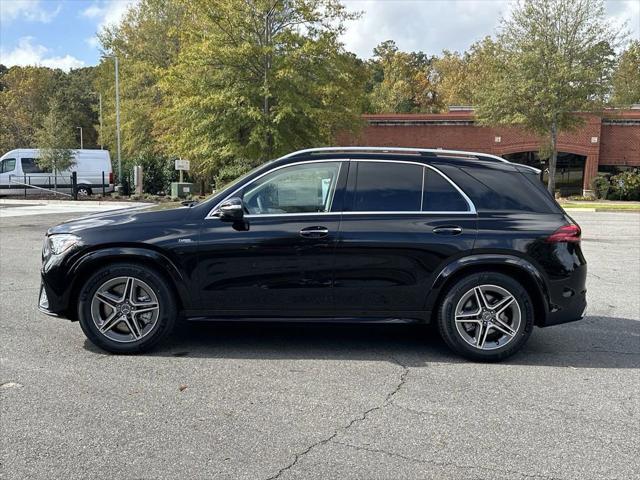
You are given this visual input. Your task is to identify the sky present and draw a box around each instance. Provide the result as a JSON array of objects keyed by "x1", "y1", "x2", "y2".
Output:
[{"x1": 1, "y1": 0, "x2": 639, "y2": 71}]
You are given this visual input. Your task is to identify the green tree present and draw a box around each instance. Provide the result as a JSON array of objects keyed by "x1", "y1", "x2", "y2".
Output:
[
  {"x1": 35, "y1": 97, "x2": 76, "y2": 191},
  {"x1": 156, "y1": 0, "x2": 366, "y2": 178},
  {"x1": 611, "y1": 40, "x2": 640, "y2": 107},
  {"x1": 96, "y1": 0, "x2": 187, "y2": 159},
  {"x1": 474, "y1": 0, "x2": 621, "y2": 194}
]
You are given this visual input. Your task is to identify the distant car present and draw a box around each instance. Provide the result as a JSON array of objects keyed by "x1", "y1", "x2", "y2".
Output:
[
  {"x1": 0, "y1": 148, "x2": 114, "y2": 196},
  {"x1": 38, "y1": 147, "x2": 587, "y2": 361}
]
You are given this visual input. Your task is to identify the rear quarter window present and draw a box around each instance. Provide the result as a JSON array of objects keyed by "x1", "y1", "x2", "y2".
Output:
[{"x1": 434, "y1": 163, "x2": 558, "y2": 214}]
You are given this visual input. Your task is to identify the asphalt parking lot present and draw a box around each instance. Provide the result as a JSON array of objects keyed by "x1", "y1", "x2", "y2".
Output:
[{"x1": 1, "y1": 209, "x2": 639, "y2": 480}]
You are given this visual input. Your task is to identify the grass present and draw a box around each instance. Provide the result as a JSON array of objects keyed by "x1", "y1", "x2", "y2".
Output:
[{"x1": 561, "y1": 202, "x2": 640, "y2": 211}]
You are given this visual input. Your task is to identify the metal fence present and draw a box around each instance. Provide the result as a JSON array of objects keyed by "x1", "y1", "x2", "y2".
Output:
[{"x1": 6, "y1": 171, "x2": 112, "y2": 199}]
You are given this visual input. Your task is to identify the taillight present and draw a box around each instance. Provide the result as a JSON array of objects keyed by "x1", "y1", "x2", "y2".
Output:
[
  {"x1": 109, "y1": 172, "x2": 113, "y2": 184},
  {"x1": 546, "y1": 224, "x2": 581, "y2": 243}
]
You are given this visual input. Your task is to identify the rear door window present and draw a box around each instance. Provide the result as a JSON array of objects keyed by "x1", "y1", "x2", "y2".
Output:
[
  {"x1": 353, "y1": 162, "x2": 423, "y2": 212},
  {"x1": 422, "y1": 169, "x2": 470, "y2": 212}
]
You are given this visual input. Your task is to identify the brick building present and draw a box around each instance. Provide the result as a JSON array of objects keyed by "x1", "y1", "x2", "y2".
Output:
[{"x1": 339, "y1": 109, "x2": 640, "y2": 195}]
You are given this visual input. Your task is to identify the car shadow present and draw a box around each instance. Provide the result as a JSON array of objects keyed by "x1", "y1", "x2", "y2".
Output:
[{"x1": 84, "y1": 315, "x2": 640, "y2": 369}]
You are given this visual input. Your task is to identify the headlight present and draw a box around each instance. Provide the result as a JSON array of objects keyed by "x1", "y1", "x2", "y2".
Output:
[{"x1": 48, "y1": 234, "x2": 81, "y2": 255}]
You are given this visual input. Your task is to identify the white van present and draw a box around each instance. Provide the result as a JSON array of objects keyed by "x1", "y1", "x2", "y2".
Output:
[{"x1": 0, "y1": 149, "x2": 114, "y2": 196}]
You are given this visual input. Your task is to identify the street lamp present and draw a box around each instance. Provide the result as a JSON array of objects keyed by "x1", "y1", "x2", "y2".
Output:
[
  {"x1": 76, "y1": 126, "x2": 83, "y2": 149},
  {"x1": 103, "y1": 54, "x2": 122, "y2": 191}
]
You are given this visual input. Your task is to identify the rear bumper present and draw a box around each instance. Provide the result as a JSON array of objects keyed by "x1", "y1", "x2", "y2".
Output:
[{"x1": 540, "y1": 263, "x2": 588, "y2": 327}]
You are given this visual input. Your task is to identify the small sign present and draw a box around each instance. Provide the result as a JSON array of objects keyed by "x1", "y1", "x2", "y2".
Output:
[
  {"x1": 494, "y1": 136, "x2": 502, "y2": 143},
  {"x1": 175, "y1": 159, "x2": 190, "y2": 171},
  {"x1": 591, "y1": 136, "x2": 598, "y2": 144}
]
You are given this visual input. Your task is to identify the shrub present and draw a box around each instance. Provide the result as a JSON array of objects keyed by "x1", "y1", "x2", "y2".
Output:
[
  {"x1": 591, "y1": 174, "x2": 611, "y2": 199},
  {"x1": 609, "y1": 169, "x2": 640, "y2": 201}
]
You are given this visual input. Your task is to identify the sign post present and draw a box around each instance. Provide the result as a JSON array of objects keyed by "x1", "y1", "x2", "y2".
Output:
[{"x1": 175, "y1": 158, "x2": 190, "y2": 183}]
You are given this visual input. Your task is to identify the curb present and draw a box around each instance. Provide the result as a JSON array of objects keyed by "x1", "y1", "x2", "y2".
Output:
[{"x1": 0, "y1": 199, "x2": 152, "y2": 208}]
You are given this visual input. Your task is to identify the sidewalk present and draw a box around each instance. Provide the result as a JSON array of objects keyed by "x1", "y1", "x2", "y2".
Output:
[{"x1": 0, "y1": 199, "x2": 152, "y2": 218}]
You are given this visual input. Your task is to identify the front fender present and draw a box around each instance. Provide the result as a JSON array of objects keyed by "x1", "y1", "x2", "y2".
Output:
[
  {"x1": 69, "y1": 247, "x2": 194, "y2": 310},
  {"x1": 426, "y1": 254, "x2": 551, "y2": 324}
]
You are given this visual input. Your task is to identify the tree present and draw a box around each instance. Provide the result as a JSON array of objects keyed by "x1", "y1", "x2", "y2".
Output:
[
  {"x1": 611, "y1": 40, "x2": 640, "y2": 107},
  {"x1": 35, "y1": 97, "x2": 76, "y2": 191},
  {"x1": 156, "y1": 0, "x2": 367, "y2": 179},
  {"x1": 0, "y1": 66, "x2": 60, "y2": 152},
  {"x1": 474, "y1": 0, "x2": 621, "y2": 194},
  {"x1": 367, "y1": 40, "x2": 441, "y2": 113},
  {"x1": 96, "y1": 0, "x2": 187, "y2": 159}
]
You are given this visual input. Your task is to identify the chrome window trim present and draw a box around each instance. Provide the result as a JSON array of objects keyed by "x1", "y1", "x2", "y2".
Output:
[{"x1": 206, "y1": 157, "x2": 477, "y2": 218}]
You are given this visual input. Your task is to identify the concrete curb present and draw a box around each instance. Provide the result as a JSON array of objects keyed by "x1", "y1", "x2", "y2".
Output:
[
  {"x1": 563, "y1": 208, "x2": 597, "y2": 212},
  {"x1": 0, "y1": 199, "x2": 152, "y2": 208}
]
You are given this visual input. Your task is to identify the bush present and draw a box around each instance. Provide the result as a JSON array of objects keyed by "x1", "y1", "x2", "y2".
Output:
[
  {"x1": 609, "y1": 169, "x2": 640, "y2": 201},
  {"x1": 591, "y1": 174, "x2": 611, "y2": 199}
]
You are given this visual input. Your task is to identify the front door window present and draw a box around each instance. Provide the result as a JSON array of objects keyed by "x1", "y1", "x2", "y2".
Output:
[{"x1": 243, "y1": 162, "x2": 341, "y2": 215}]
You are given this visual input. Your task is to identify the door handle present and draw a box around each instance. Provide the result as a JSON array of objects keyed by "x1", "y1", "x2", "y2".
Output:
[
  {"x1": 299, "y1": 226, "x2": 329, "y2": 238},
  {"x1": 433, "y1": 226, "x2": 463, "y2": 235}
]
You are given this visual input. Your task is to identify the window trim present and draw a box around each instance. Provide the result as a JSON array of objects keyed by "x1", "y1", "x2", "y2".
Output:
[{"x1": 207, "y1": 158, "x2": 476, "y2": 218}]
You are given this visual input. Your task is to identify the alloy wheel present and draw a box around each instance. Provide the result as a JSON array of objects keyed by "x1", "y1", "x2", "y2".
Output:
[
  {"x1": 454, "y1": 284, "x2": 521, "y2": 351},
  {"x1": 90, "y1": 276, "x2": 160, "y2": 343}
]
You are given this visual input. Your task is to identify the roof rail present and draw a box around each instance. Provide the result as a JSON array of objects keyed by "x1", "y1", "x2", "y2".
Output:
[{"x1": 280, "y1": 146, "x2": 510, "y2": 163}]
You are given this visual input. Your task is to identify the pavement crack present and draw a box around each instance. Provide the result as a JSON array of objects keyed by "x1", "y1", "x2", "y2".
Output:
[
  {"x1": 332, "y1": 440, "x2": 563, "y2": 480},
  {"x1": 264, "y1": 361, "x2": 409, "y2": 480}
]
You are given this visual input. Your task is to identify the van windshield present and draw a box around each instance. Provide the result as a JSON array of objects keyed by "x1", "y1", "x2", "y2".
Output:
[{"x1": 0, "y1": 158, "x2": 16, "y2": 174}]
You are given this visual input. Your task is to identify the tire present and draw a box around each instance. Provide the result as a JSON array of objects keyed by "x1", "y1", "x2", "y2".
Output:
[
  {"x1": 76, "y1": 185, "x2": 92, "y2": 197},
  {"x1": 77, "y1": 263, "x2": 177, "y2": 354},
  {"x1": 437, "y1": 272, "x2": 534, "y2": 362}
]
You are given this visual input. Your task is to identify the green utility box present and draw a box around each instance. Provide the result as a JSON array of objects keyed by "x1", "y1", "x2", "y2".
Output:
[{"x1": 170, "y1": 182, "x2": 193, "y2": 198}]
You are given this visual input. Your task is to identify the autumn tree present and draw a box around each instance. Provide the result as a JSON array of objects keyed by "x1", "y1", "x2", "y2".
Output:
[
  {"x1": 474, "y1": 0, "x2": 621, "y2": 194},
  {"x1": 611, "y1": 40, "x2": 640, "y2": 107},
  {"x1": 367, "y1": 40, "x2": 441, "y2": 113},
  {"x1": 433, "y1": 37, "x2": 499, "y2": 108}
]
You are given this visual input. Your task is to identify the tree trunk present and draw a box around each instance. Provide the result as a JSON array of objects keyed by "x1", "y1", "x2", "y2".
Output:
[
  {"x1": 53, "y1": 163, "x2": 58, "y2": 193},
  {"x1": 547, "y1": 121, "x2": 558, "y2": 195}
]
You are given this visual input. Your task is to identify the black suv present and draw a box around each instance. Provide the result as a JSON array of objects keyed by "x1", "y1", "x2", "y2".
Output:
[{"x1": 39, "y1": 147, "x2": 587, "y2": 361}]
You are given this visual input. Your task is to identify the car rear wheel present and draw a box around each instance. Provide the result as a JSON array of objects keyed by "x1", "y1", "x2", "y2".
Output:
[
  {"x1": 77, "y1": 263, "x2": 176, "y2": 354},
  {"x1": 437, "y1": 272, "x2": 534, "y2": 361}
]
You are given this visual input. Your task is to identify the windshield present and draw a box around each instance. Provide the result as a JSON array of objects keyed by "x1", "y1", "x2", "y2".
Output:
[{"x1": 205, "y1": 161, "x2": 273, "y2": 200}]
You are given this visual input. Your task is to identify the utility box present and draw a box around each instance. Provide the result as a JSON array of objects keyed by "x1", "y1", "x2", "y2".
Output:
[{"x1": 171, "y1": 182, "x2": 193, "y2": 198}]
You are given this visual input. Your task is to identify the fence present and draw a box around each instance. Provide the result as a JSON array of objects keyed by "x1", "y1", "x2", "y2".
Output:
[{"x1": 5, "y1": 171, "x2": 112, "y2": 200}]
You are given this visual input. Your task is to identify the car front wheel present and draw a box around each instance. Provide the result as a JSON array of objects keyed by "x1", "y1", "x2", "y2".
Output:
[
  {"x1": 437, "y1": 272, "x2": 534, "y2": 361},
  {"x1": 77, "y1": 263, "x2": 176, "y2": 354}
]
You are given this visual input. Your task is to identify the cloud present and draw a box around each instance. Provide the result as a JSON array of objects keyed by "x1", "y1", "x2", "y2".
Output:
[
  {"x1": 0, "y1": 0, "x2": 61, "y2": 25},
  {"x1": 81, "y1": 0, "x2": 138, "y2": 31},
  {"x1": 0, "y1": 37, "x2": 85, "y2": 71},
  {"x1": 341, "y1": 0, "x2": 638, "y2": 59}
]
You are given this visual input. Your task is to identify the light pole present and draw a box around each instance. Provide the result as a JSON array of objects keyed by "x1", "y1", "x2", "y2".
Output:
[
  {"x1": 98, "y1": 92, "x2": 103, "y2": 149},
  {"x1": 76, "y1": 126, "x2": 83, "y2": 149},
  {"x1": 114, "y1": 55, "x2": 122, "y2": 191}
]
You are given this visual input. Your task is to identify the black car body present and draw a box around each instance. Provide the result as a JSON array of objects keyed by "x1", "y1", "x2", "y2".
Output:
[{"x1": 39, "y1": 147, "x2": 587, "y2": 360}]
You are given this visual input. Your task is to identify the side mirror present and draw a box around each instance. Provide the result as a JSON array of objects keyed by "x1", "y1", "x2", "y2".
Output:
[{"x1": 218, "y1": 197, "x2": 244, "y2": 221}]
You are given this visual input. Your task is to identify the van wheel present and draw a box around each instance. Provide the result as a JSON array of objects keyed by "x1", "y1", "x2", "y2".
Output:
[
  {"x1": 437, "y1": 272, "x2": 534, "y2": 362},
  {"x1": 76, "y1": 185, "x2": 92, "y2": 197},
  {"x1": 77, "y1": 263, "x2": 177, "y2": 354}
]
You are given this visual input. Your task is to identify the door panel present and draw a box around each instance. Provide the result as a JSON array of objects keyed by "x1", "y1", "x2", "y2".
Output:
[
  {"x1": 333, "y1": 214, "x2": 477, "y2": 314},
  {"x1": 195, "y1": 160, "x2": 347, "y2": 317},
  {"x1": 196, "y1": 214, "x2": 340, "y2": 314}
]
